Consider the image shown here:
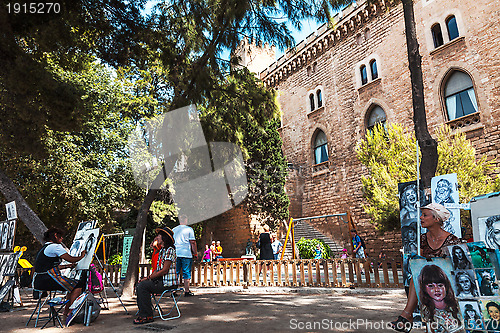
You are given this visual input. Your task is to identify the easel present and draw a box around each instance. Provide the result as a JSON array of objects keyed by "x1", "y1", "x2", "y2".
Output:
[{"x1": 93, "y1": 234, "x2": 128, "y2": 314}]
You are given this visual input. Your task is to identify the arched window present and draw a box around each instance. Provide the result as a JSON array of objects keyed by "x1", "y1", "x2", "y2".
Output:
[
  {"x1": 309, "y1": 93, "x2": 315, "y2": 111},
  {"x1": 367, "y1": 105, "x2": 387, "y2": 132},
  {"x1": 444, "y1": 71, "x2": 478, "y2": 120},
  {"x1": 316, "y1": 90, "x2": 323, "y2": 108},
  {"x1": 432, "y1": 24, "x2": 444, "y2": 48},
  {"x1": 313, "y1": 130, "x2": 328, "y2": 164},
  {"x1": 370, "y1": 60, "x2": 378, "y2": 80},
  {"x1": 360, "y1": 65, "x2": 368, "y2": 85},
  {"x1": 446, "y1": 16, "x2": 459, "y2": 41}
]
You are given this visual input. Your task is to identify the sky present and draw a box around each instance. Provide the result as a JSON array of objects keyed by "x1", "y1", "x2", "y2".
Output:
[{"x1": 142, "y1": 1, "x2": 325, "y2": 63}]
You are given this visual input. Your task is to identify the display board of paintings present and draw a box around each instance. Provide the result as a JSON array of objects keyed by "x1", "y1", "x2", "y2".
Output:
[
  {"x1": 0, "y1": 220, "x2": 16, "y2": 252},
  {"x1": 411, "y1": 241, "x2": 500, "y2": 332}
]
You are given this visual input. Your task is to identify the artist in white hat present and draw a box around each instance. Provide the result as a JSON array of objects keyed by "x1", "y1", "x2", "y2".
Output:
[{"x1": 390, "y1": 202, "x2": 461, "y2": 332}]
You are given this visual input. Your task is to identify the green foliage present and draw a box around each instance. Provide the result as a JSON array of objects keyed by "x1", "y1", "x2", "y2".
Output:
[
  {"x1": 245, "y1": 118, "x2": 290, "y2": 230},
  {"x1": 1, "y1": 61, "x2": 143, "y2": 245},
  {"x1": 356, "y1": 123, "x2": 499, "y2": 231},
  {"x1": 108, "y1": 254, "x2": 123, "y2": 265},
  {"x1": 296, "y1": 238, "x2": 331, "y2": 259}
]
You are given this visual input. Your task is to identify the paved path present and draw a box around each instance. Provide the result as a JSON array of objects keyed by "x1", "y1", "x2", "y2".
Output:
[{"x1": 2, "y1": 287, "x2": 424, "y2": 333}]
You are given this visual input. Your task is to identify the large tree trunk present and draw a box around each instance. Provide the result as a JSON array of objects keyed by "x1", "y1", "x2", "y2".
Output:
[
  {"x1": 121, "y1": 158, "x2": 176, "y2": 298},
  {"x1": 121, "y1": 187, "x2": 158, "y2": 298},
  {"x1": 0, "y1": 168, "x2": 47, "y2": 244},
  {"x1": 402, "y1": 0, "x2": 438, "y2": 189}
]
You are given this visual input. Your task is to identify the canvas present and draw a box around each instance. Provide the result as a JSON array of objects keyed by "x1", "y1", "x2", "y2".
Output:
[
  {"x1": 409, "y1": 257, "x2": 464, "y2": 332},
  {"x1": 75, "y1": 228, "x2": 99, "y2": 271}
]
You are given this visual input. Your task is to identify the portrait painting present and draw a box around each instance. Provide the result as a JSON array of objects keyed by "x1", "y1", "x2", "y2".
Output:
[
  {"x1": 476, "y1": 268, "x2": 500, "y2": 297},
  {"x1": 459, "y1": 300, "x2": 484, "y2": 331},
  {"x1": 468, "y1": 242, "x2": 493, "y2": 269},
  {"x1": 402, "y1": 222, "x2": 418, "y2": 255},
  {"x1": 431, "y1": 174, "x2": 459, "y2": 206},
  {"x1": 75, "y1": 228, "x2": 99, "y2": 270},
  {"x1": 447, "y1": 244, "x2": 473, "y2": 271},
  {"x1": 453, "y1": 270, "x2": 479, "y2": 299},
  {"x1": 480, "y1": 298, "x2": 500, "y2": 332},
  {"x1": 410, "y1": 257, "x2": 463, "y2": 331}
]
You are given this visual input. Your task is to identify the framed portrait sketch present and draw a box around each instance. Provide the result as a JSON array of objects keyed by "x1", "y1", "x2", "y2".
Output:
[
  {"x1": 459, "y1": 300, "x2": 484, "y2": 331},
  {"x1": 471, "y1": 193, "x2": 500, "y2": 249},
  {"x1": 480, "y1": 298, "x2": 500, "y2": 332},
  {"x1": 409, "y1": 258, "x2": 464, "y2": 332}
]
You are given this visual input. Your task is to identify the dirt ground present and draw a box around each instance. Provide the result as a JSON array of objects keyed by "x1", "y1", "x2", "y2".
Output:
[{"x1": 1, "y1": 287, "x2": 424, "y2": 333}]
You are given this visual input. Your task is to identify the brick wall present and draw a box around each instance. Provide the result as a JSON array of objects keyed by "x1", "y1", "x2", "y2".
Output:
[{"x1": 261, "y1": 0, "x2": 500, "y2": 259}]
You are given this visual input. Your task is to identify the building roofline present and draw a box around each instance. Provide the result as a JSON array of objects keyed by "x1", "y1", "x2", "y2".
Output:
[{"x1": 260, "y1": 0, "x2": 389, "y2": 87}]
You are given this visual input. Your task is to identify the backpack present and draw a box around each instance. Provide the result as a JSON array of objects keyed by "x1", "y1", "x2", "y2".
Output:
[
  {"x1": 359, "y1": 235, "x2": 366, "y2": 250},
  {"x1": 87, "y1": 264, "x2": 104, "y2": 294}
]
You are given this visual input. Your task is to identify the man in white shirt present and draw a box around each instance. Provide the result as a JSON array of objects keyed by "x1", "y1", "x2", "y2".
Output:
[{"x1": 172, "y1": 215, "x2": 197, "y2": 296}]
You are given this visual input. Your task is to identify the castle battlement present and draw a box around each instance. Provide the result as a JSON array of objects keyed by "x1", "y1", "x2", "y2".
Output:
[{"x1": 260, "y1": 0, "x2": 388, "y2": 86}]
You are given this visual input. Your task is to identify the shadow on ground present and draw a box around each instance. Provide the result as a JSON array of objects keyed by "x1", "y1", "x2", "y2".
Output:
[{"x1": 1, "y1": 287, "x2": 419, "y2": 333}]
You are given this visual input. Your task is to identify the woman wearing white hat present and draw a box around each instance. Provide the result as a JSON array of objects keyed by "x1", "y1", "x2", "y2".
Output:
[{"x1": 390, "y1": 203, "x2": 461, "y2": 333}]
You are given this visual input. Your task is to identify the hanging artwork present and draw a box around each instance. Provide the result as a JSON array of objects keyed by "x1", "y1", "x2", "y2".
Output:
[
  {"x1": 447, "y1": 244, "x2": 473, "y2": 270},
  {"x1": 398, "y1": 180, "x2": 429, "y2": 288},
  {"x1": 431, "y1": 174, "x2": 461, "y2": 238},
  {"x1": 409, "y1": 258, "x2": 464, "y2": 332},
  {"x1": 0, "y1": 220, "x2": 16, "y2": 252}
]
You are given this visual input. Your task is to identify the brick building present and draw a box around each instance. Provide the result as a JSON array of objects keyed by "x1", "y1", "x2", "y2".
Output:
[{"x1": 204, "y1": 0, "x2": 500, "y2": 259}]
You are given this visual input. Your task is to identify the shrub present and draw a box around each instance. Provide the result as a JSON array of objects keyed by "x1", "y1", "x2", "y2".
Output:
[{"x1": 296, "y1": 238, "x2": 332, "y2": 259}]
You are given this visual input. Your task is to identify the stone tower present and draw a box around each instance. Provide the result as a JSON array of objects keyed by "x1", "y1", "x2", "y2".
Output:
[{"x1": 232, "y1": 37, "x2": 276, "y2": 75}]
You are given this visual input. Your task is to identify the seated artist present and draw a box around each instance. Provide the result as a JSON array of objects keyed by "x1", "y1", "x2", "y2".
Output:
[
  {"x1": 134, "y1": 226, "x2": 178, "y2": 324},
  {"x1": 33, "y1": 227, "x2": 87, "y2": 318}
]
